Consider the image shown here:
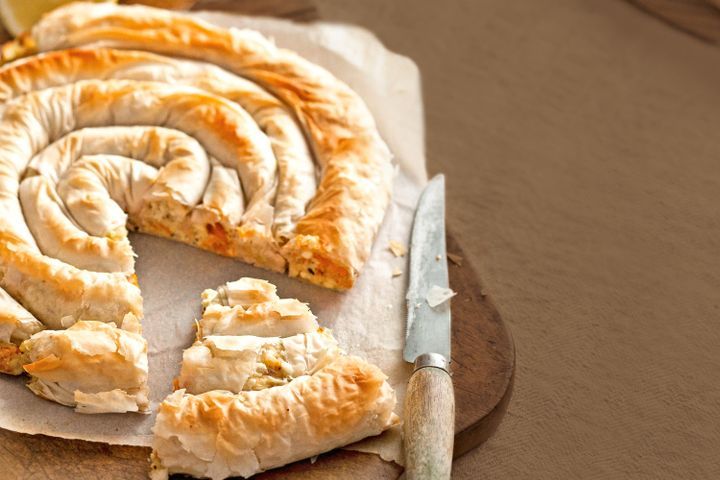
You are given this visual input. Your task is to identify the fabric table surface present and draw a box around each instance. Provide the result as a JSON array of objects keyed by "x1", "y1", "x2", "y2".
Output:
[{"x1": 315, "y1": 0, "x2": 720, "y2": 478}]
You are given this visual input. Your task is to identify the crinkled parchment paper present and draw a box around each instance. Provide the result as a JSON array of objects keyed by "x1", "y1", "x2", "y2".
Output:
[{"x1": 0, "y1": 11, "x2": 426, "y2": 465}]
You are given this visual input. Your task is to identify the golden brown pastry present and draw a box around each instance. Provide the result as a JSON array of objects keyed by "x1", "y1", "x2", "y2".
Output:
[
  {"x1": 197, "y1": 278, "x2": 319, "y2": 338},
  {"x1": 0, "y1": 231, "x2": 143, "y2": 329},
  {"x1": 0, "y1": 288, "x2": 44, "y2": 375},
  {"x1": 175, "y1": 330, "x2": 340, "y2": 394},
  {"x1": 0, "y1": 0, "x2": 396, "y2": 432},
  {"x1": 30, "y1": 126, "x2": 211, "y2": 240},
  {"x1": 20, "y1": 319, "x2": 149, "y2": 414},
  {"x1": 199, "y1": 300, "x2": 319, "y2": 338},
  {"x1": 20, "y1": 171, "x2": 137, "y2": 273},
  {"x1": 200, "y1": 277, "x2": 280, "y2": 309},
  {"x1": 153, "y1": 277, "x2": 398, "y2": 478},
  {"x1": 0, "y1": 48, "x2": 316, "y2": 249},
  {"x1": 2, "y1": 75, "x2": 282, "y2": 260},
  {"x1": 151, "y1": 356, "x2": 398, "y2": 479},
  {"x1": 0, "y1": 287, "x2": 44, "y2": 345},
  {"x1": 2, "y1": 2, "x2": 393, "y2": 289}
]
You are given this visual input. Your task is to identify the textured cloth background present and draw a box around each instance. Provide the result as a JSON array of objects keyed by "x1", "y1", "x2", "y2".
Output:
[{"x1": 315, "y1": 0, "x2": 720, "y2": 478}]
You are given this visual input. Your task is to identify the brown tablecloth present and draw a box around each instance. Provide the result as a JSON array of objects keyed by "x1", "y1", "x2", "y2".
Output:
[{"x1": 315, "y1": 0, "x2": 720, "y2": 478}]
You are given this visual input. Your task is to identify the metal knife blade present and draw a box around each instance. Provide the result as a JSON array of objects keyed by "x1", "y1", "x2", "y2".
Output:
[{"x1": 404, "y1": 174, "x2": 451, "y2": 363}]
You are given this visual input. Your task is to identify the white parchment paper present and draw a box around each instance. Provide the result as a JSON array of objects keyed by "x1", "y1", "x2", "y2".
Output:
[{"x1": 0, "y1": 11, "x2": 427, "y2": 464}]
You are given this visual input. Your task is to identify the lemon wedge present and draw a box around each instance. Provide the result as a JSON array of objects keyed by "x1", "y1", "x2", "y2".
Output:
[{"x1": 0, "y1": 0, "x2": 116, "y2": 37}]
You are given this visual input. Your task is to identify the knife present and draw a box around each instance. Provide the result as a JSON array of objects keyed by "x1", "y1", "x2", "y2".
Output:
[{"x1": 403, "y1": 174, "x2": 455, "y2": 480}]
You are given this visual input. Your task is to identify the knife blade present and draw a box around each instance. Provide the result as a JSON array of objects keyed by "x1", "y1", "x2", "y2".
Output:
[
  {"x1": 403, "y1": 174, "x2": 455, "y2": 480},
  {"x1": 404, "y1": 174, "x2": 451, "y2": 363}
]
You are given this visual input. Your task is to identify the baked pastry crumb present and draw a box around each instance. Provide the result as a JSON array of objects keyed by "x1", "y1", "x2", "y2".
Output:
[{"x1": 389, "y1": 240, "x2": 407, "y2": 257}]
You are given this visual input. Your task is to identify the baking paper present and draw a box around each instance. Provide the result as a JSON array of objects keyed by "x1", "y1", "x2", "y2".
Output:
[{"x1": 0, "y1": 11, "x2": 426, "y2": 465}]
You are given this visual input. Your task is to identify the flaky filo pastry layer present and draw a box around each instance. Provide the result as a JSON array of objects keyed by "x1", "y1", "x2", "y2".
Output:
[
  {"x1": 201, "y1": 277, "x2": 280, "y2": 309},
  {"x1": 199, "y1": 300, "x2": 319, "y2": 338},
  {"x1": 0, "y1": 77, "x2": 285, "y2": 273},
  {"x1": 5, "y1": 1, "x2": 394, "y2": 289},
  {"x1": 0, "y1": 231, "x2": 143, "y2": 330},
  {"x1": 0, "y1": 287, "x2": 44, "y2": 345},
  {"x1": 0, "y1": 287, "x2": 44, "y2": 375},
  {"x1": 19, "y1": 319, "x2": 149, "y2": 414},
  {"x1": 176, "y1": 330, "x2": 341, "y2": 394},
  {"x1": 199, "y1": 278, "x2": 319, "y2": 337},
  {"x1": 151, "y1": 355, "x2": 399, "y2": 480},
  {"x1": 0, "y1": 47, "x2": 316, "y2": 264}
]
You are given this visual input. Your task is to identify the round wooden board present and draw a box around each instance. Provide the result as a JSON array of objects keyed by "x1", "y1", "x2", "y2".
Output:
[
  {"x1": 627, "y1": 0, "x2": 720, "y2": 44},
  {"x1": 447, "y1": 234, "x2": 515, "y2": 460},
  {"x1": 0, "y1": 232, "x2": 514, "y2": 480}
]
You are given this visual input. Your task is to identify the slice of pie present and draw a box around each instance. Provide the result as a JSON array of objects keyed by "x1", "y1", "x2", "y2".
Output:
[{"x1": 151, "y1": 277, "x2": 398, "y2": 479}]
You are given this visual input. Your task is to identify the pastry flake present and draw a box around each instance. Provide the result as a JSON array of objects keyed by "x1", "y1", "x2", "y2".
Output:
[
  {"x1": 389, "y1": 240, "x2": 407, "y2": 257},
  {"x1": 426, "y1": 285, "x2": 457, "y2": 308}
]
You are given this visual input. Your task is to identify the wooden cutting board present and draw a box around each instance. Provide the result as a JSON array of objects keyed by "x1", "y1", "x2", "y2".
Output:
[
  {"x1": 627, "y1": 0, "x2": 720, "y2": 44},
  {"x1": 0, "y1": 2, "x2": 514, "y2": 478}
]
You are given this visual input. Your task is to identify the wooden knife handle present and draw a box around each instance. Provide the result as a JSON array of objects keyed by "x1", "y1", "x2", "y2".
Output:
[{"x1": 404, "y1": 356, "x2": 455, "y2": 480}]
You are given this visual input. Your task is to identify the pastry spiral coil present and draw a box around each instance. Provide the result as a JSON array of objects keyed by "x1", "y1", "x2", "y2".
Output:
[{"x1": 0, "y1": 2, "x2": 393, "y2": 338}]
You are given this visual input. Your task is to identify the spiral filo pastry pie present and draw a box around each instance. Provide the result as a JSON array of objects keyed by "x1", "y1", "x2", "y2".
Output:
[
  {"x1": 0, "y1": 78, "x2": 283, "y2": 311},
  {"x1": 0, "y1": 49, "x2": 314, "y2": 245},
  {"x1": 2, "y1": 1, "x2": 393, "y2": 289},
  {"x1": 30, "y1": 126, "x2": 211, "y2": 239},
  {"x1": 0, "y1": 0, "x2": 396, "y2": 444}
]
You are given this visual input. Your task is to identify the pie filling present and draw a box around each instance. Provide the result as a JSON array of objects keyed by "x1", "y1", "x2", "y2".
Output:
[{"x1": 244, "y1": 342, "x2": 293, "y2": 391}]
